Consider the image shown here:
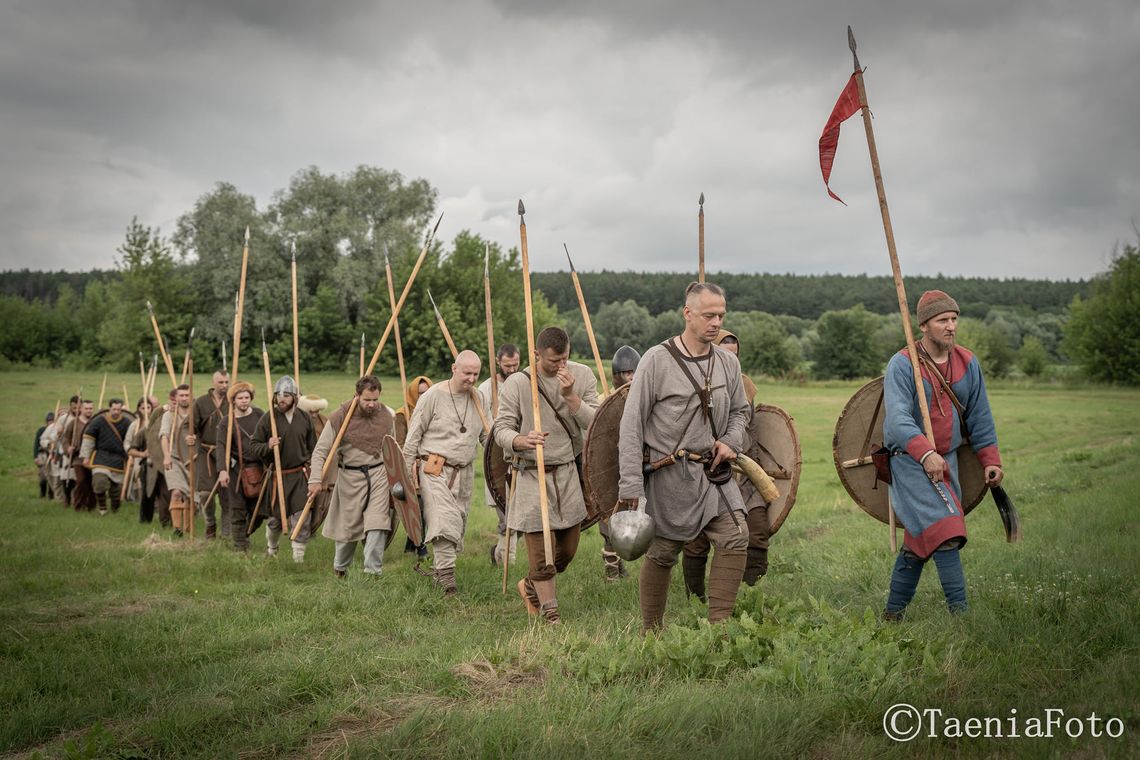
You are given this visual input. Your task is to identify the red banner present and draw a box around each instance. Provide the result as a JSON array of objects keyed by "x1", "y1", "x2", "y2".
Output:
[{"x1": 819, "y1": 72, "x2": 862, "y2": 205}]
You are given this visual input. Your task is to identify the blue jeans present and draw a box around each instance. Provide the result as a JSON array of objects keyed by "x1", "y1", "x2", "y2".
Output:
[{"x1": 886, "y1": 546, "x2": 967, "y2": 614}]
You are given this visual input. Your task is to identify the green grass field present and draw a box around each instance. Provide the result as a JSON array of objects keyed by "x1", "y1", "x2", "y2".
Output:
[{"x1": 1, "y1": 370, "x2": 1137, "y2": 758}]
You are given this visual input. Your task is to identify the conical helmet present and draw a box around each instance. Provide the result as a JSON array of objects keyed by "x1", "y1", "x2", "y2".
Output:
[
  {"x1": 608, "y1": 497, "x2": 655, "y2": 561},
  {"x1": 274, "y1": 375, "x2": 299, "y2": 397},
  {"x1": 612, "y1": 345, "x2": 641, "y2": 375}
]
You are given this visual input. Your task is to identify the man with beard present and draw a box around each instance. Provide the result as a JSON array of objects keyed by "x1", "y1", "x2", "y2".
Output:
[
  {"x1": 161, "y1": 385, "x2": 194, "y2": 537},
  {"x1": 882, "y1": 290, "x2": 1004, "y2": 620},
  {"x1": 404, "y1": 351, "x2": 485, "y2": 596},
  {"x1": 495, "y1": 327, "x2": 600, "y2": 623},
  {"x1": 80, "y1": 398, "x2": 133, "y2": 514},
  {"x1": 215, "y1": 381, "x2": 264, "y2": 553},
  {"x1": 68, "y1": 399, "x2": 96, "y2": 511},
  {"x1": 309, "y1": 376, "x2": 395, "y2": 577},
  {"x1": 125, "y1": 396, "x2": 159, "y2": 522},
  {"x1": 617, "y1": 282, "x2": 752, "y2": 633},
  {"x1": 35, "y1": 412, "x2": 54, "y2": 499},
  {"x1": 44, "y1": 396, "x2": 80, "y2": 504},
  {"x1": 248, "y1": 376, "x2": 316, "y2": 562},
  {"x1": 192, "y1": 370, "x2": 230, "y2": 539},
  {"x1": 682, "y1": 328, "x2": 769, "y2": 599},
  {"x1": 479, "y1": 343, "x2": 521, "y2": 567}
]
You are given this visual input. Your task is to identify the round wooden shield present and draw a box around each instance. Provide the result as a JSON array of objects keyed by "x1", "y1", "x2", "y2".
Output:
[
  {"x1": 381, "y1": 434, "x2": 424, "y2": 546},
  {"x1": 749, "y1": 404, "x2": 802, "y2": 536},
  {"x1": 482, "y1": 437, "x2": 512, "y2": 512},
  {"x1": 580, "y1": 384, "x2": 631, "y2": 530},
  {"x1": 833, "y1": 377, "x2": 987, "y2": 524}
]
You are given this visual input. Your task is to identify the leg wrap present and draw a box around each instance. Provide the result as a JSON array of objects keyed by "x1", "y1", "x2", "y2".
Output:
[
  {"x1": 681, "y1": 553, "x2": 708, "y2": 601},
  {"x1": 706, "y1": 550, "x2": 746, "y2": 622},
  {"x1": 639, "y1": 558, "x2": 672, "y2": 634},
  {"x1": 742, "y1": 547, "x2": 768, "y2": 586}
]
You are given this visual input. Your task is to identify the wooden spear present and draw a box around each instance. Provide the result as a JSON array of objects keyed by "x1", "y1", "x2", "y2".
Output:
[
  {"x1": 847, "y1": 27, "x2": 934, "y2": 550},
  {"x1": 484, "y1": 243, "x2": 499, "y2": 415},
  {"x1": 383, "y1": 247, "x2": 409, "y2": 398},
  {"x1": 96, "y1": 372, "x2": 108, "y2": 410},
  {"x1": 290, "y1": 212, "x2": 443, "y2": 538},
  {"x1": 564, "y1": 243, "x2": 610, "y2": 398},
  {"x1": 698, "y1": 192, "x2": 706, "y2": 283},
  {"x1": 427, "y1": 290, "x2": 491, "y2": 434},
  {"x1": 291, "y1": 241, "x2": 300, "y2": 388},
  {"x1": 518, "y1": 200, "x2": 554, "y2": 565},
  {"x1": 261, "y1": 330, "x2": 290, "y2": 532},
  {"x1": 222, "y1": 339, "x2": 228, "y2": 375},
  {"x1": 359, "y1": 333, "x2": 365, "y2": 378},
  {"x1": 122, "y1": 384, "x2": 130, "y2": 412},
  {"x1": 223, "y1": 231, "x2": 251, "y2": 497},
  {"x1": 179, "y1": 327, "x2": 195, "y2": 385},
  {"x1": 186, "y1": 335, "x2": 197, "y2": 539},
  {"x1": 138, "y1": 352, "x2": 147, "y2": 403},
  {"x1": 146, "y1": 301, "x2": 178, "y2": 390}
]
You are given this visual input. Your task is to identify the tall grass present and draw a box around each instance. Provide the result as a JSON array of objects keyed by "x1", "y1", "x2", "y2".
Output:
[{"x1": 1, "y1": 371, "x2": 1137, "y2": 758}]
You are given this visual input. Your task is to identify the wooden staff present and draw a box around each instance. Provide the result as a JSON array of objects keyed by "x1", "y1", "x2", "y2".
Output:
[
  {"x1": 518, "y1": 200, "x2": 553, "y2": 565},
  {"x1": 146, "y1": 301, "x2": 178, "y2": 389},
  {"x1": 484, "y1": 243, "x2": 499, "y2": 415},
  {"x1": 291, "y1": 241, "x2": 300, "y2": 388},
  {"x1": 224, "y1": 230, "x2": 252, "y2": 495},
  {"x1": 501, "y1": 469, "x2": 516, "y2": 593},
  {"x1": 698, "y1": 192, "x2": 706, "y2": 283},
  {"x1": 383, "y1": 247, "x2": 409, "y2": 398},
  {"x1": 122, "y1": 384, "x2": 130, "y2": 412},
  {"x1": 359, "y1": 333, "x2": 365, "y2": 378},
  {"x1": 564, "y1": 244, "x2": 609, "y2": 397},
  {"x1": 138, "y1": 352, "x2": 147, "y2": 404},
  {"x1": 186, "y1": 347, "x2": 197, "y2": 539},
  {"x1": 96, "y1": 372, "x2": 108, "y2": 411},
  {"x1": 290, "y1": 212, "x2": 443, "y2": 539},
  {"x1": 847, "y1": 27, "x2": 934, "y2": 546},
  {"x1": 261, "y1": 331, "x2": 290, "y2": 531},
  {"x1": 222, "y1": 339, "x2": 228, "y2": 374},
  {"x1": 427, "y1": 290, "x2": 491, "y2": 434}
]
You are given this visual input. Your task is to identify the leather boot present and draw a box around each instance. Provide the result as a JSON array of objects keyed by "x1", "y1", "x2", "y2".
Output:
[
  {"x1": 706, "y1": 551, "x2": 747, "y2": 623},
  {"x1": 639, "y1": 559, "x2": 672, "y2": 634},
  {"x1": 681, "y1": 553, "x2": 708, "y2": 602},
  {"x1": 742, "y1": 547, "x2": 768, "y2": 586},
  {"x1": 532, "y1": 579, "x2": 560, "y2": 624}
]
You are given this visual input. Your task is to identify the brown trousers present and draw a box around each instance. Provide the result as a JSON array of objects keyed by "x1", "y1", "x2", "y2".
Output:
[{"x1": 523, "y1": 525, "x2": 581, "y2": 582}]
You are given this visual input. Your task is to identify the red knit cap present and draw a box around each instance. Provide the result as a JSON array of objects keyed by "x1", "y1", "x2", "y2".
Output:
[{"x1": 916, "y1": 290, "x2": 960, "y2": 325}]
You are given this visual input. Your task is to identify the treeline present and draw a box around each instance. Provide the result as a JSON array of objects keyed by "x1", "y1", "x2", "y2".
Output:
[
  {"x1": 1, "y1": 164, "x2": 1135, "y2": 385},
  {"x1": 533, "y1": 271, "x2": 1088, "y2": 320}
]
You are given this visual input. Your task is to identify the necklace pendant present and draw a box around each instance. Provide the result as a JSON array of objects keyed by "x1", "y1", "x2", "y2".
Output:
[{"x1": 460, "y1": 425, "x2": 467, "y2": 434}]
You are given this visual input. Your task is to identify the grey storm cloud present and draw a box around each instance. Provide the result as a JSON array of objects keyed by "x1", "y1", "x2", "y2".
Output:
[{"x1": 1, "y1": 0, "x2": 1136, "y2": 279}]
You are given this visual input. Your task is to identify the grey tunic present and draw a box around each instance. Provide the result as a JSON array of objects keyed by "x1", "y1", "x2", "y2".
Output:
[
  {"x1": 617, "y1": 340, "x2": 750, "y2": 541},
  {"x1": 311, "y1": 406, "x2": 395, "y2": 542},
  {"x1": 403, "y1": 383, "x2": 485, "y2": 546},
  {"x1": 493, "y1": 361, "x2": 599, "y2": 533}
]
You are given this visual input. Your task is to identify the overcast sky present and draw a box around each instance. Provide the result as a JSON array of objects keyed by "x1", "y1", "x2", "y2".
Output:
[{"x1": 2, "y1": 0, "x2": 1136, "y2": 280}]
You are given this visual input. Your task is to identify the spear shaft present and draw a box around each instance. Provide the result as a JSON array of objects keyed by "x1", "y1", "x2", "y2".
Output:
[
  {"x1": 261, "y1": 335, "x2": 290, "y2": 531},
  {"x1": 383, "y1": 250, "x2": 409, "y2": 398},
  {"x1": 483, "y1": 243, "x2": 498, "y2": 415},
  {"x1": 224, "y1": 230, "x2": 251, "y2": 493},
  {"x1": 146, "y1": 303, "x2": 177, "y2": 389},
  {"x1": 698, "y1": 192, "x2": 706, "y2": 283},
  {"x1": 291, "y1": 242, "x2": 300, "y2": 388},
  {"x1": 564, "y1": 244, "x2": 609, "y2": 397},
  {"x1": 518, "y1": 201, "x2": 553, "y2": 566},
  {"x1": 96, "y1": 372, "x2": 107, "y2": 410},
  {"x1": 848, "y1": 26, "x2": 932, "y2": 551}
]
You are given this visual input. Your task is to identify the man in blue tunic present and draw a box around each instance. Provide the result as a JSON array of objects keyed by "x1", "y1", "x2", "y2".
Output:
[{"x1": 883, "y1": 290, "x2": 1005, "y2": 619}]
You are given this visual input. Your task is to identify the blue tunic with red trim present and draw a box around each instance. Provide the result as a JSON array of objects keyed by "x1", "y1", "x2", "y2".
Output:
[{"x1": 883, "y1": 345, "x2": 1001, "y2": 559}]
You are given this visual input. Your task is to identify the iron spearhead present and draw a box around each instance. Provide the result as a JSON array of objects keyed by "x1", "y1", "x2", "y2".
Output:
[
  {"x1": 518, "y1": 199, "x2": 526, "y2": 218},
  {"x1": 145, "y1": 300, "x2": 154, "y2": 315},
  {"x1": 699, "y1": 192, "x2": 705, "y2": 207},
  {"x1": 848, "y1": 25, "x2": 861, "y2": 71},
  {"x1": 291, "y1": 240, "x2": 296, "y2": 262},
  {"x1": 360, "y1": 332, "x2": 365, "y2": 348},
  {"x1": 563, "y1": 243, "x2": 576, "y2": 272},
  {"x1": 244, "y1": 226, "x2": 250, "y2": 244},
  {"x1": 484, "y1": 242, "x2": 490, "y2": 279},
  {"x1": 427, "y1": 290, "x2": 443, "y2": 320},
  {"x1": 261, "y1": 328, "x2": 267, "y2": 354}
]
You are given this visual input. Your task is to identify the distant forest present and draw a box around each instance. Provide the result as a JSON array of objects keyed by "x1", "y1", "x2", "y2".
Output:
[{"x1": 3, "y1": 268, "x2": 1088, "y2": 321}]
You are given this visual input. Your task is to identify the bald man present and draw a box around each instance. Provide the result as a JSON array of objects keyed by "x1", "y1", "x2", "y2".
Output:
[{"x1": 403, "y1": 350, "x2": 486, "y2": 596}]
